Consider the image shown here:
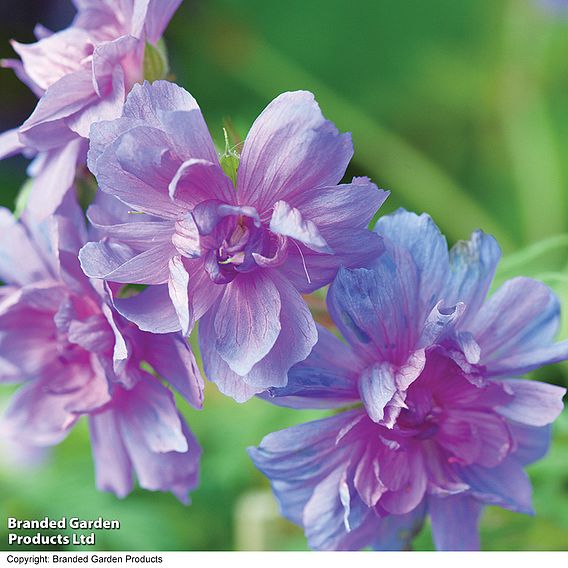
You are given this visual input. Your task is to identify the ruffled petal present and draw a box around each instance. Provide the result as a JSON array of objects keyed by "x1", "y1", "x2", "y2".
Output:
[
  {"x1": 468, "y1": 277, "x2": 566, "y2": 375},
  {"x1": 260, "y1": 324, "x2": 362, "y2": 409},
  {"x1": 269, "y1": 200, "x2": 332, "y2": 253},
  {"x1": 371, "y1": 501, "x2": 426, "y2": 551},
  {"x1": 28, "y1": 139, "x2": 88, "y2": 219},
  {"x1": 248, "y1": 411, "x2": 361, "y2": 526},
  {"x1": 444, "y1": 230, "x2": 501, "y2": 327},
  {"x1": 141, "y1": 0, "x2": 183, "y2": 44},
  {"x1": 292, "y1": 177, "x2": 388, "y2": 230},
  {"x1": 113, "y1": 284, "x2": 181, "y2": 333},
  {"x1": 168, "y1": 159, "x2": 234, "y2": 208},
  {"x1": 0, "y1": 128, "x2": 26, "y2": 160},
  {"x1": 327, "y1": 259, "x2": 420, "y2": 363},
  {"x1": 496, "y1": 379, "x2": 565, "y2": 427},
  {"x1": 79, "y1": 240, "x2": 174, "y2": 284},
  {"x1": 375, "y1": 209, "x2": 449, "y2": 322},
  {"x1": 0, "y1": 208, "x2": 55, "y2": 286},
  {"x1": 238, "y1": 91, "x2": 353, "y2": 215}
]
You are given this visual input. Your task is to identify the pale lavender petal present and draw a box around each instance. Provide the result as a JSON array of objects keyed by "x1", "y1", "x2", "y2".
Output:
[
  {"x1": 79, "y1": 240, "x2": 174, "y2": 284},
  {"x1": 117, "y1": 378, "x2": 188, "y2": 453},
  {"x1": 496, "y1": 379, "x2": 566, "y2": 427},
  {"x1": 238, "y1": 91, "x2": 353, "y2": 215},
  {"x1": 168, "y1": 159, "x2": 233, "y2": 208},
  {"x1": 509, "y1": 423, "x2": 552, "y2": 465},
  {"x1": 371, "y1": 501, "x2": 426, "y2": 551},
  {"x1": 1, "y1": 379, "x2": 78, "y2": 446},
  {"x1": 113, "y1": 284, "x2": 181, "y2": 333},
  {"x1": 375, "y1": 209, "x2": 449, "y2": 322},
  {"x1": 469, "y1": 277, "x2": 565, "y2": 375},
  {"x1": 429, "y1": 495, "x2": 483, "y2": 551},
  {"x1": 261, "y1": 324, "x2": 363, "y2": 409},
  {"x1": 291, "y1": 177, "x2": 388, "y2": 230},
  {"x1": 1, "y1": 59, "x2": 43, "y2": 97},
  {"x1": 20, "y1": 69, "x2": 96, "y2": 148},
  {"x1": 185, "y1": 258, "x2": 224, "y2": 322},
  {"x1": 168, "y1": 255, "x2": 191, "y2": 335},
  {"x1": 142, "y1": 0, "x2": 183, "y2": 44},
  {"x1": 213, "y1": 272, "x2": 281, "y2": 376},
  {"x1": 327, "y1": 260, "x2": 420, "y2": 363},
  {"x1": 270, "y1": 200, "x2": 332, "y2": 253},
  {"x1": 26, "y1": 140, "x2": 87, "y2": 219},
  {"x1": 141, "y1": 332, "x2": 204, "y2": 409},
  {"x1": 0, "y1": 128, "x2": 25, "y2": 160},
  {"x1": 457, "y1": 458, "x2": 534, "y2": 514},
  {"x1": 0, "y1": 209, "x2": 54, "y2": 285},
  {"x1": 120, "y1": 416, "x2": 201, "y2": 504},
  {"x1": 11, "y1": 28, "x2": 92, "y2": 91},
  {"x1": 89, "y1": 410, "x2": 133, "y2": 498},
  {"x1": 239, "y1": 274, "x2": 318, "y2": 390},
  {"x1": 282, "y1": 226, "x2": 384, "y2": 294},
  {"x1": 444, "y1": 230, "x2": 501, "y2": 327},
  {"x1": 92, "y1": 125, "x2": 184, "y2": 218},
  {"x1": 248, "y1": 411, "x2": 359, "y2": 525}
]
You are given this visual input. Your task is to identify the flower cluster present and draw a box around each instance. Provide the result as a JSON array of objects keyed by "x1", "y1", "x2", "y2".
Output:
[
  {"x1": 250, "y1": 210, "x2": 567, "y2": 550},
  {"x1": 0, "y1": 0, "x2": 565, "y2": 551},
  {"x1": 0, "y1": 195, "x2": 203, "y2": 502}
]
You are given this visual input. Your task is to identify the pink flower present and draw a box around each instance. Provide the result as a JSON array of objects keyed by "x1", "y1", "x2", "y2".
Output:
[
  {"x1": 0, "y1": 0, "x2": 181, "y2": 218},
  {"x1": 0, "y1": 193, "x2": 202, "y2": 502}
]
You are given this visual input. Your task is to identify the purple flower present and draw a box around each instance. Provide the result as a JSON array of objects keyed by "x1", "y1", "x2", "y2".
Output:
[
  {"x1": 0, "y1": 193, "x2": 203, "y2": 502},
  {"x1": 80, "y1": 81, "x2": 387, "y2": 402},
  {"x1": 0, "y1": 0, "x2": 181, "y2": 218},
  {"x1": 249, "y1": 209, "x2": 567, "y2": 550}
]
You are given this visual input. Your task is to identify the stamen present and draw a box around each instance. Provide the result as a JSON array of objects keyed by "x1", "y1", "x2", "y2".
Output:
[{"x1": 292, "y1": 240, "x2": 311, "y2": 285}]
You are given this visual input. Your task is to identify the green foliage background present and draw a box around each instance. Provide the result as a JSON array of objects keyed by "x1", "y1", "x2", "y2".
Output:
[{"x1": 1, "y1": 0, "x2": 568, "y2": 551}]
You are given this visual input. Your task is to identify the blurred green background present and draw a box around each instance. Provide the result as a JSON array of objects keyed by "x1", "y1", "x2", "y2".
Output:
[{"x1": 1, "y1": 0, "x2": 568, "y2": 551}]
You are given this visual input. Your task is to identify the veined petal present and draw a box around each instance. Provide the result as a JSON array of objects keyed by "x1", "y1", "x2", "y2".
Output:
[
  {"x1": 496, "y1": 379, "x2": 565, "y2": 427},
  {"x1": 469, "y1": 277, "x2": 565, "y2": 375},
  {"x1": 213, "y1": 272, "x2": 282, "y2": 376},
  {"x1": 270, "y1": 200, "x2": 332, "y2": 254},
  {"x1": 79, "y1": 240, "x2": 174, "y2": 284},
  {"x1": 238, "y1": 91, "x2": 353, "y2": 215},
  {"x1": 112, "y1": 284, "x2": 181, "y2": 333},
  {"x1": 429, "y1": 494, "x2": 483, "y2": 551},
  {"x1": 89, "y1": 411, "x2": 133, "y2": 499},
  {"x1": 168, "y1": 255, "x2": 191, "y2": 336}
]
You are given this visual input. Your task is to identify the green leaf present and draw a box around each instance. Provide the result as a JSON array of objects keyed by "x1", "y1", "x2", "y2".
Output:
[
  {"x1": 143, "y1": 41, "x2": 169, "y2": 82},
  {"x1": 13, "y1": 179, "x2": 33, "y2": 220},
  {"x1": 219, "y1": 127, "x2": 240, "y2": 187}
]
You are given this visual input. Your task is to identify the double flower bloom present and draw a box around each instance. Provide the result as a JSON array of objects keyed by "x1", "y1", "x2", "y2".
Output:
[{"x1": 0, "y1": 0, "x2": 566, "y2": 552}]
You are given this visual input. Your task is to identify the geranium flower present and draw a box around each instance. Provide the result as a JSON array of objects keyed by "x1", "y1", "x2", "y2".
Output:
[
  {"x1": 0, "y1": 193, "x2": 203, "y2": 502},
  {"x1": 249, "y1": 209, "x2": 567, "y2": 550},
  {"x1": 80, "y1": 81, "x2": 387, "y2": 401},
  {"x1": 0, "y1": 0, "x2": 181, "y2": 218}
]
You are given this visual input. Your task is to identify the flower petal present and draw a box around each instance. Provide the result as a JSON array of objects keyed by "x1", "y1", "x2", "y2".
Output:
[
  {"x1": 117, "y1": 378, "x2": 188, "y2": 454},
  {"x1": 468, "y1": 277, "x2": 566, "y2": 375},
  {"x1": 429, "y1": 494, "x2": 483, "y2": 551},
  {"x1": 238, "y1": 91, "x2": 353, "y2": 215},
  {"x1": 260, "y1": 324, "x2": 362, "y2": 409},
  {"x1": 113, "y1": 284, "x2": 181, "y2": 333},
  {"x1": 496, "y1": 379, "x2": 566, "y2": 427},
  {"x1": 213, "y1": 273, "x2": 282, "y2": 376},
  {"x1": 79, "y1": 240, "x2": 174, "y2": 284},
  {"x1": 89, "y1": 410, "x2": 133, "y2": 498}
]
